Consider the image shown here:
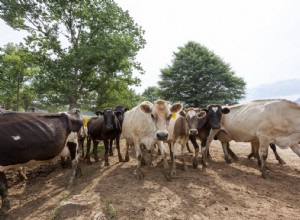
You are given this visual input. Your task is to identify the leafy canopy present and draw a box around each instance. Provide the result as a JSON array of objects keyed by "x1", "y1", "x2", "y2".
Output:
[
  {"x1": 0, "y1": 0, "x2": 146, "y2": 110},
  {"x1": 158, "y1": 41, "x2": 246, "y2": 107}
]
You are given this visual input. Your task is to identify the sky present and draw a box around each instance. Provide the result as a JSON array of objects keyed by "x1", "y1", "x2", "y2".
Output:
[{"x1": 1, "y1": 0, "x2": 300, "y2": 102}]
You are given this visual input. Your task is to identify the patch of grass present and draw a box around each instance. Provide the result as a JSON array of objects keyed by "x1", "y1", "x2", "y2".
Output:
[
  {"x1": 50, "y1": 208, "x2": 58, "y2": 220},
  {"x1": 104, "y1": 199, "x2": 117, "y2": 220},
  {"x1": 89, "y1": 144, "x2": 105, "y2": 153}
]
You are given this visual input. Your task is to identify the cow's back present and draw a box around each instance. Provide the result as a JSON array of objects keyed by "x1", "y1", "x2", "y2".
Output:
[
  {"x1": 0, "y1": 112, "x2": 70, "y2": 166},
  {"x1": 122, "y1": 102, "x2": 156, "y2": 145},
  {"x1": 221, "y1": 99, "x2": 300, "y2": 143}
]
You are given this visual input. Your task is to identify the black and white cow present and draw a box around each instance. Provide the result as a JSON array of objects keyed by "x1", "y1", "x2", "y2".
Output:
[{"x1": 0, "y1": 110, "x2": 83, "y2": 212}]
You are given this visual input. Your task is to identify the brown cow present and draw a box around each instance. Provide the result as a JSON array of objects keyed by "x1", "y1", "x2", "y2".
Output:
[{"x1": 166, "y1": 108, "x2": 206, "y2": 177}]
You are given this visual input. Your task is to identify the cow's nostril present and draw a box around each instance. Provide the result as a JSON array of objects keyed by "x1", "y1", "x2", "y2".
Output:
[{"x1": 189, "y1": 129, "x2": 198, "y2": 135}]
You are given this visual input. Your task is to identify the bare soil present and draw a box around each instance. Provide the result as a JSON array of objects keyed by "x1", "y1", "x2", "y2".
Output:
[{"x1": 2, "y1": 140, "x2": 300, "y2": 220}]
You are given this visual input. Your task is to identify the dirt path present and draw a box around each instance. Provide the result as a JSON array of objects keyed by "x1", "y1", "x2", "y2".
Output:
[{"x1": 2, "y1": 140, "x2": 300, "y2": 220}]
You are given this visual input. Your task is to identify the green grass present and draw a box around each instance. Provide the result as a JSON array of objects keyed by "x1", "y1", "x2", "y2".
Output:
[{"x1": 104, "y1": 199, "x2": 117, "y2": 220}]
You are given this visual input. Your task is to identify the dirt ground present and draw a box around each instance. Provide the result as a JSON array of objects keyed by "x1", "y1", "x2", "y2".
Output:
[{"x1": 2, "y1": 140, "x2": 300, "y2": 220}]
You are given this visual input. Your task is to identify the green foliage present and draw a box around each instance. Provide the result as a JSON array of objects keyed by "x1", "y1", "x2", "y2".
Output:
[
  {"x1": 0, "y1": 0, "x2": 146, "y2": 110},
  {"x1": 141, "y1": 86, "x2": 161, "y2": 102},
  {"x1": 158, "y1": 41, "x2": 246, "y2": 107},
  {"x1": 0, "y1": 43, "x2": 39, "y2": 110}
]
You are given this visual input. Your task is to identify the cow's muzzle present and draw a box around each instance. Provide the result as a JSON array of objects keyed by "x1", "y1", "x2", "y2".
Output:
[
  {"x1": 189, "y1": 129, "x2": 198, "y2": 135},
  {"x1": 156, "y1": 132, "x2": 168, "y2": 140}
]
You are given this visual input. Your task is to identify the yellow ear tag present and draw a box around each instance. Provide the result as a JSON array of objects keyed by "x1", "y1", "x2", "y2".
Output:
[{"x1": 171, "y1": 113, "x2": 176, "y2": 119}]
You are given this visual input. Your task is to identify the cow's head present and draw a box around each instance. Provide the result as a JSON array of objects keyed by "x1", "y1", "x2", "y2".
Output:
[
  {"x1": 180, "y1": 108, "x2": 207, "y2": 135},
  {"x1": 99, "y1": 109, "x2": 116, "y2": 130},
  {"x1": 204, "y1": 104, "x2": 230, "y2": 130},
  {"x1": 140, "y1": 100, "x2": 182, "y2": 141},
  {"x1": 114, "y1": 105, "x2": 129, "y2": 127}
]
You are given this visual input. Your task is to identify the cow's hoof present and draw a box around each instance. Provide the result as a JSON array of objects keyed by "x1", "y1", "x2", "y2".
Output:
[
  {"x1": 105, "y1": 162, "x2": 110, "y2": 166},
  {"x1": 134, "y1": 170, "x2": 144, "y2": 180},
  {"x1": 192, "y1": 159, "x2": 199, "y2": 169},
  {"x1": 261, "y1": 171, "x2": 268, "y2": 179},
  {"x1": 164, "y1": 172, "x2": 171, "y2": 181},
  {"x1": 75, "y1": 167, "x2": 83, "y2": 178},
  {"x1": 141, "y1": 158, "x2": 147, "y2": 166},
  {"x1": 125, "y1": 156, "x2": 130, "y2": 162},
  {"x1": 118, "y1": 157, "x2": 125, "y2": 162},
  {"x1": 182, "y1": 165, "x2": 189, "y2": 171},
  {"x1": 202, "y1": 160, "x2": 209, "y2": 167},
  {"x1": 225, "y1": 157, "x2": 232, "y2": 164},
  {"x1": 109, "y1": 152, "x2": 114, "y2": 157},
  {"x1": 278, "y1": 159, "x2": 286, "y2": 165},
  {"x1": 170, "y1": 169, "x2": 177, "y2": 178}
]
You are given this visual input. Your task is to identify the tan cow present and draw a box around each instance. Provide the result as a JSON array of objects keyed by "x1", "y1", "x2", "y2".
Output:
[
  {"x1": 213, "y1": 99, "x2": 300, "y2": 178},
  {"x1": 122, "y1": 100, "x2": 182, "y2": 180},
  {"x1": 165, "y1": 108, "x2": 206, "y2": 177}
]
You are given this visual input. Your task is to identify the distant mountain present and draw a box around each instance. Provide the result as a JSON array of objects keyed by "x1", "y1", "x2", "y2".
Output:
[
  {"x1": 243, "y1": 78, "x2": 300, "y2": 103},
  {"x1": 294, "y1": 98, "x2": 300, "y2": 104}
]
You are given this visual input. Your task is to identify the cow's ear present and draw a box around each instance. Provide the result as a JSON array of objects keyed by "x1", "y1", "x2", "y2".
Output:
[
  {"x1": 124, "y1": 108, "x2": 129, "y2": 112},
  {"x1": 222, "y1": 107, "x2": 230, "y2": 114},
  {"x1": 201, "y1": 108, "x2": 209, "y2": 113},
  {"x1": 198, "y1": 110, "x2": 206, "y2": 118},
  {"x1": 170, "y1": 103, "x2": 182, "y2": 113},
  {"x1": 95, "y1": 111, "x2": 104, "y2": 116},
  {"x1": 179, "y1": 110, "x2": 186, "y2": 117},
  {"x1": 140, "y1": 104, "x2": 152, "y2": 114}
]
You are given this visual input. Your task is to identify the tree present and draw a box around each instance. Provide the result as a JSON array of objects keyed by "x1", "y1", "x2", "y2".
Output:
[
  {"x1": 0, "y1": 43, "x2": 39, "y2": 110},
  {"x1": 141, "y1": 86, "x2": 160, "y2": 102},
  {"x1": 0, "y1": 0, "x2": 145, "y2": 110},
  {"x1": 158, "y1": 41, "x2": 246, "y2": 107}
]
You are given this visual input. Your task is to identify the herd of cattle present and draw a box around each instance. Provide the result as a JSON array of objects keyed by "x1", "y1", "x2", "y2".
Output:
[{"x1": 1, "y1": 98, "x2": 300, "y2": 213}]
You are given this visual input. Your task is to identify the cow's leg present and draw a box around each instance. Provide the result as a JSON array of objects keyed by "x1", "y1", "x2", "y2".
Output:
[
  {"x1": 125, "y1": 142, "x2": 130, "y2": 162},
  {"x1": 93, "y1": 140, "x2": 99, "y2": 162},
  {"x1": 104, "y1": 139, "x2": 110, "y2": 166},
  {"x1": 0, "y1": 172, "x2": 10, "y2": 212},
  {"x1": 18, "y1": 167, "x2": 27, "y2": 180},
  {"x1": 250, "y1": 141, "x2": 261, "y2": 165},
  {"x1": 169, "y1": 143, "x2": 173, "y2": 161},
  {"x1": 115, "y1": 135, "x2": 124, "y2": 162},
  {"x1": 227, "y1": 143, "x2": 238, "y2": 160},
  {"x1": 170, "y1": 142, "x2": 178, "y2": 178},
  {"x1": 290, "y1": 144, "x2": 300, "y2": 157},
  {"x1": 86, "y1": 136, "x2": 92, "y2": 163},
  {"x1": 181, "y1": 139, "x2": 189, "y2": 171},
  {"x1": 221, "y1": 141, "x2": 232, "y2": 164},
  {"x1": 259, "y1": 139, "x2": 269, "y2": 178},
  {"x1": 190, "y1": 136, "x2": 200, "y2": 168},
  {"x1": 201, "y1": 139, "x2": 209, "y2": 167},
  {"x1": 248, "y1": 143, "x2": 256, "y2": 160},
  {"x1": 158, "y1": 141, "x2": 170, "y2": 180},
  {"x1": 186, "y1": 141, "x2": 193, "y2": 153},
  {"x1": 67, "y1": 141, "x2": 82, "y2": 189},
  {"x1": 270, "y1": 144, "x2": 286, "y2": 164},
  {"x1": 134, "y1": 140, "x2": 144, "y2": 179},
  {"x1": 109, "y1": 140, "x2": 114, "y2": 156}
]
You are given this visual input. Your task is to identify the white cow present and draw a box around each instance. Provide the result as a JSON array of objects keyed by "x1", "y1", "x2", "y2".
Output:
[
  {"x1": 122, "y1": 100, "x2": 182, "y2": 179},
  {"x1": 214, "y1": 99, "x2": 300, "y2": 178}
]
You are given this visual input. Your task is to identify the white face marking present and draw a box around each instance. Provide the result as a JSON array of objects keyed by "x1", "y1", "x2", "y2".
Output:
[
  {"x1": 187, "y1": 110, "x2": 196, "y2": 118},
  {"x1": 12, "y1": 135, "x2": 21, "y2": 140},
  {"x1": 212, "y1": 107, "x2": 218, "y2": 112}
]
